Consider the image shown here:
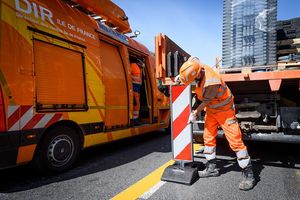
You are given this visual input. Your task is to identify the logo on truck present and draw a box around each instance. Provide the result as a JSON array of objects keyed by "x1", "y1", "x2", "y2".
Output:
[
  {"x1": 14, "y1": 0, "x2": 96, "y2": 42},
  {"x1": 15, "y1": 0, "x2": 54, "y2": 24}
]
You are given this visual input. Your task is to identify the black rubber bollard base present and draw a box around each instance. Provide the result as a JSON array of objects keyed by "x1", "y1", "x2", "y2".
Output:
[{"x1": 161, "y1": 162, "x2": 199, "y2": 185}]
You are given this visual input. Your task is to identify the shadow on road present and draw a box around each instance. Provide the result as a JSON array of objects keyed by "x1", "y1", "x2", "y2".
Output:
[
  {"x1": 0, "y1": 130, "x2": 171, "y2": 193},
  {"x1": 1, "y1": 131, "x2": 299, "y2": 194},
  {"x1": 195, "y1": 139, "x2": 300, "y2": 186}
]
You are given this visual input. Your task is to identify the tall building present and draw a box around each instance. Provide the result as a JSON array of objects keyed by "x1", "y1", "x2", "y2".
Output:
[{"x1": 222, "y1": 0, "x2": 277, "y2": 68}]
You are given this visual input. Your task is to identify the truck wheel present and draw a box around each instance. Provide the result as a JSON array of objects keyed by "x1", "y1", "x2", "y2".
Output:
[{"x1": 34, "y1": 126, "x2": 80, "y2": 173}]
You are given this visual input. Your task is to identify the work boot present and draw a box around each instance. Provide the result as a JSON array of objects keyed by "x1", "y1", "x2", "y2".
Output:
[
  {"x1": 239, "y1": 162, "x2": 255, "y2": 191},
  {"x1": 198, "y1": 159, "x2": 219, "y2": 178}
]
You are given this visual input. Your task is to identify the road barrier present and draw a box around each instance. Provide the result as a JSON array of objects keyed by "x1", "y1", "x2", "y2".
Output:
[{"x1": 161, "y1": 85, "x2": 199, "y2": 185}]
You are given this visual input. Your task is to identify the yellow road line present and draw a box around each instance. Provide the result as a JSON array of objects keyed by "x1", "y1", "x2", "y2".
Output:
[
  {"x1": 111, "y1": 160, "x2": 174, "y2": 200},
  {"x1": 111, "y1": 144, "x2": 203, "y2": 200}
]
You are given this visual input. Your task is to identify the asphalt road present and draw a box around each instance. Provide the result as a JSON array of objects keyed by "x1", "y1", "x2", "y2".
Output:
[{"x1": 0, "y1": 130, "x2": 299, "y2": 200}]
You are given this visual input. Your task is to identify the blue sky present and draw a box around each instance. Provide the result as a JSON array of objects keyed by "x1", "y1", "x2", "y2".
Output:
[{"x1": 113, "y1": 0, "x2": 300, "y2": 66}]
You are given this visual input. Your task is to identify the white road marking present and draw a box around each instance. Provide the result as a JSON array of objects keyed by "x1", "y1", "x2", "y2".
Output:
[{"x1": 139, "y1": 181, "x2": 166, "y2": 199}]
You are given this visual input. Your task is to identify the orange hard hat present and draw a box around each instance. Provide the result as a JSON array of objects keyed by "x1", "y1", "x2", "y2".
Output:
[{"x1": 179, "y1": 61, "x2": 202, "y2": 85}]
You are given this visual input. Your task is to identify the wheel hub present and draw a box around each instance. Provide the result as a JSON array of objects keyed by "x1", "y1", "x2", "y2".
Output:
[{"x1": 48, "y1": 135, "x2": 74, "y2": 167}]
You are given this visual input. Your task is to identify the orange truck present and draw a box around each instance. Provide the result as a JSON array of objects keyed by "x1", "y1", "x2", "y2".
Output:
[
  {"x1": 208, "y1": 63, "x2": 300, "y2": 144},
  {"x1": 156, "y1": 35, "x2": 300, "y2": 144},
  {"x1": 0, "y1": 0, "x2": 176, "y2": 172},
  {"x1": 158, "y1": 48, "x2": 300, "y2": 144}
]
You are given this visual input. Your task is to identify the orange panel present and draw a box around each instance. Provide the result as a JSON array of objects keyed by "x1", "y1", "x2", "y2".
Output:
[
  {"x1": 222, "y1": 70, "x2": 300, "y2": 82},
  {"x1": 34, "y1": 40, "x2": 85, "y2": 105},
  {"x1": 269, "y1": 79, "x2": 282, "y2": 91},
  {"x1": 100, "y1": 41, "x2": 128, "y2": 127},
  {"x1": 155, "y1": 33, "x2": 165, "y2": 78},
  {"x1": 16, "y1": 144, "x2": 36, "y2": 164},
  {"x1": 0, "y1": 22, "x2": 33, "y2": 105}
]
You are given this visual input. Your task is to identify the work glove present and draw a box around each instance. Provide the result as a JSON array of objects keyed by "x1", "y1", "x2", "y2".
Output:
[
  {"x1": 174, "y1": 75, "x2": 181, "y2": 85},
  {"x1": 187, "y1": 111, "x2": 197, "y2": 124}
]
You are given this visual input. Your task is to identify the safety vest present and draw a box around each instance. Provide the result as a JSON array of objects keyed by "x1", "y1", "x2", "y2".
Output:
[
  {"x1": 131, "y1": 63, "x2": 142, "y2": 84},
  {"x1": 194, "y1": 65, "x2": 234, "y2": 113},
  {"x1": 131, "y1": 63, "x2": 142, "y2": 93}
]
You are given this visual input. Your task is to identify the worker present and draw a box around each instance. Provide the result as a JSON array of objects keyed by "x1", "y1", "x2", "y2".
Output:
[
  {"x1": 130, "y1": 57, "x2": 144, "y2": 126},
  {"x1": 176, "y1": 56, "x2": 255, "y2": 191}
]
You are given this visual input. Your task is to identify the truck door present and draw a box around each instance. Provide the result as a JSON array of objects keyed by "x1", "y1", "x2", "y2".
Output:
[{"x1": 100, "y1": 40, "x2": 129, "y2": 130}]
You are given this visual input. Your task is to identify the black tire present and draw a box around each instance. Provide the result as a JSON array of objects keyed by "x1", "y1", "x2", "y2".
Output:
[{"x1": 34, "y1": 126, "x2": 81, "y2": 173}]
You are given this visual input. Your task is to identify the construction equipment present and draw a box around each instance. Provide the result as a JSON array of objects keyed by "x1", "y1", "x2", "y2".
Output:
[
  {"x1": 0, "y1": 0, "x2": 171, "y2": 171},
  {"x1": 156, "y1": 40, "x2": 300, "y2": 144}
]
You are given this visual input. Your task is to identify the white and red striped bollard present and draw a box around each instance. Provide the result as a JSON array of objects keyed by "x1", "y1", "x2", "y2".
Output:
[
  {"x1": 171, "y1": 84, "x2": 193, "y2": 163},
  {"x1": 161, "y1": 84, "x2": 198, "y2": 185}
]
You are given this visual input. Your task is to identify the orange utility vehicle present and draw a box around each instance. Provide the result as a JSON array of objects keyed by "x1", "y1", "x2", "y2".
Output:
[{"x1": 0, "y1": 0, "x2": 173, "y2": 172}]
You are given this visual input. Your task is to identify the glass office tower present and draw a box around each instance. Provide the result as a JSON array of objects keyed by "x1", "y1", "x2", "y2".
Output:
[{"x1": 222, "y1": 0, "x2": 277, "y2": 68}]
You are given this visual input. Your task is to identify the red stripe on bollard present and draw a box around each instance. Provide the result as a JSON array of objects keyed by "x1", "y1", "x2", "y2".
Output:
[
  {"x1": 175, "y1": 143, "x2": 192, "y2": 161},
  {"x1": 171, "y1": 85, "x2": 186, "y2": 102}
]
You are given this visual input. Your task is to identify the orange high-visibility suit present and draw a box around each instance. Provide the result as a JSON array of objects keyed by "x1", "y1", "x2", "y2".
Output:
[
  {"x1": 194, "y1": 65, "x2": 249, "y2": 168},
  {"x1": 130, "y1": 63, "x2": 142, "y2": 121},
  {"x1": 179, "y1": 58, "x2": 255, "y2": 190}
]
